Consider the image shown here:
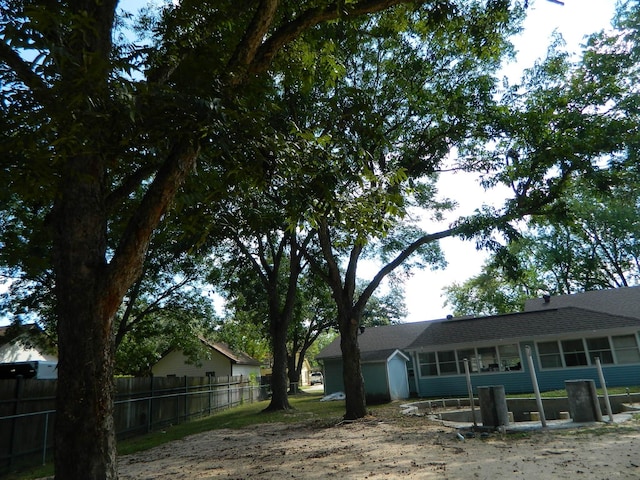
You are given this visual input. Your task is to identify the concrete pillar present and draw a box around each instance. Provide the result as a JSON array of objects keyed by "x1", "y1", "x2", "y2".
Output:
[
  {"x1": 478, "y1": 385, "x2": 510, "y2": 427},
  {"x1": 565, "y1": 379, "x2": 603, "y2": 422}
]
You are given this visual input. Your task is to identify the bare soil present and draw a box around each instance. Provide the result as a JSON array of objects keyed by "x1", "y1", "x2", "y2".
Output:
[{"x1": 115, "y1": 403, "x2": 640, "y2": 479}]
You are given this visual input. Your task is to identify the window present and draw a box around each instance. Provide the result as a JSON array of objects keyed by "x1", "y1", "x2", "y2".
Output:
[
  {"x1": 457, "y1": 348, "x2": 477, "y2": 373},
  {"x1": 438, "y1": 351, "x2": 458, "y2": 375},
  {"x1": 538, "y1": 341, "x2": 563, "y2": 368},
  {"x1": 498, "y1": 344, "x2": 522, "y2": 370},
  {"x1": 613, "y1": 335, "x2": 640, "y2": 364},
  {"x1": 418, "y1": 352, "x2": 438, "y2": 376},
  {"x1": 561, "y1": 339, "x2": 588, "y2": 367},
  {"x1": 419, "y1": 344, "x2": 524, "y2": 377},
  {"x1": 586, "y1": 337, "x2": 613, "y2": 364},
  {"x1": 477, "y1": 346, "x2": 499, "y2": 371}
]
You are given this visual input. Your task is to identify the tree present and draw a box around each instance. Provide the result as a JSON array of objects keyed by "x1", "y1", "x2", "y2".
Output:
[
  {"x1": 443, "y1": 0, "x2": 640, "y2": 315},
  {"x1": 279, "y1": 3, "x2": 523, "y2": 419},
  {"x1": 445, "y1": 170, "x2": 640, "y2": 315},
  {"x1": 443, "y1": 267, "x2": 533, "y2": 316},
  {"x1": 1, "y1": 1, "x2": 434, "y2": 477}
]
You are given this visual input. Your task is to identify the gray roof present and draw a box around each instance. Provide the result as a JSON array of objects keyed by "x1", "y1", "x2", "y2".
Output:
[
  {"x1": 316, "y1": 322, "x2": 430, "y2": 361},
  {"x1": 525, "y1": 286, "x2": 640, "y2": 319},
  {"x1": 408, "y1": 307, "x2": 640, "y2": 350}
]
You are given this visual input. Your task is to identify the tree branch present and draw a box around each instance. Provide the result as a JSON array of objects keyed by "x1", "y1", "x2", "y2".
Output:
[
  {"x1": 356, "y1": 225, "x2": 462, "y2": 312},
  {"x1": 226, "y1": 0, "x2": 281, "y2": 80},
  {"x1": 0, "y1": 40, "x2": 51, "y2": 103},
  {"x1": 232, "y1": 0, "x2": 419, "y2": 84},
  {"x1": 106, "y1": 163, "x2": 160, "y2": 211},
  {"x1": 106, "y1": 141, "x2": 200, "y2": 304}
]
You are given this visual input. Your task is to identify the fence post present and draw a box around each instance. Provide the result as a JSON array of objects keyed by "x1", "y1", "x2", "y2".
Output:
[
  {"x1": 184, "y1": 376, "x2": 188, "y2": 423},
  {"x1": 9, "y1": 376, "x2": 25, "y2": 468},
  {"x1": 148, "y1": 376, "x2": 154, "y2": 433},
  {"x1": 208, "y1": 375, "x2": 212, "y2": 415}
]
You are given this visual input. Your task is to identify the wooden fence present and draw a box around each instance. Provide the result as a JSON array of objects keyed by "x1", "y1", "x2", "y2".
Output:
[{"x1": 0, "y1": 375, "x2": 265, "y2": 473}]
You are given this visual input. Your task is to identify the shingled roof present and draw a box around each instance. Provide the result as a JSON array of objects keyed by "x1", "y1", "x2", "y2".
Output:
[
  {"x1": 525, "y1": 286, "x2": 640, "y2": 318},
  {"x1": 316, "y1": 322, "x2": 430, "y2": 362},
  {"x1": 407, "y1": 307, "x2": 640, "y2": 350},
  {"x1": 198, "y1": 337, "x2": 261, "y2": 366}
]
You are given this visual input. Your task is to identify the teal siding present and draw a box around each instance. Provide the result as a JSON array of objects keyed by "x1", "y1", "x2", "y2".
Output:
[
  {"x1": 417, "y1": 370, "x2": 534, "y2": 398},
  {"x1": 414, "y1": 340, "x2": 640, "y2": 398},
  {"x1": 322, "y1": 359, "x2": 345, "y2": 394},
  {"x1": 534, "y1": 363, "x2": 640, "y2": 392},
  {"x1": 362, "y1": 363, "x2": 388, "y2": 396}
]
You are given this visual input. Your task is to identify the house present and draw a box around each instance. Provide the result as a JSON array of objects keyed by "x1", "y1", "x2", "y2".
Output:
[
  {"x1": 316, "y1": 322, "x2": 430, "y2": 402},
  {"x1": 0, "y1": 324, "x2": 58, "y2": 379},
  {"x1": 406, "y1": 307, "x2": 640, "y2": 398},
  {"x1": 0, "y1": 324, "x2": 57, "y2": 363},
  {"x1": 317, "y1": 291, "x2": 640, "y2": 401},
  {"x1": 152, "y1": 338, "x2": 261, "y2": 380}
]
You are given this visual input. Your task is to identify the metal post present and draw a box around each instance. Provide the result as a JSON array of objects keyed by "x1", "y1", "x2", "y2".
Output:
[
  {"x1": 595, "y1": 357, "x2": 614, "y2": 422},
  {"x1": 42, "y1": 412, "x2": 49, "y2": 466},
  {"x1": 525, "y1": 345, "x2": 547, "y2": 428},
  {"x1": 464, "y1": 359, "x2": 477, "y2": 427}
]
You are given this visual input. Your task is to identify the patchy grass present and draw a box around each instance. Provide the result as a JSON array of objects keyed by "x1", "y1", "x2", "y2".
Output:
[
  {"x1": 4, "y1": 392, "x2": 344, "y2": 480},
  {"x1": 6, "y1": 386, "x2": 640, "y2": 480},
  {"x1": 117, "y1": 392, "x2": 345, "y2": 456}
]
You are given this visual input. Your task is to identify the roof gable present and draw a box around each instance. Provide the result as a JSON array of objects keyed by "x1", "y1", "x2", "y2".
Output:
[{"x1": 199, "y1": 338, "x2": 261, "y2": 366}]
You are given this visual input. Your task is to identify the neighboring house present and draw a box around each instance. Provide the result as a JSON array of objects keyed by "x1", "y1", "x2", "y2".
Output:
[
  {"x1": 152, "y1": 338, "x2": 261, "y2": 380},
  {"x1": 318, "y1": 289, "x2": 640, "y2": 401},
  {"x1": 0, "y1": 324, "x2": 57, "y2": 363},
  {"x1": 300, "y1": 357, "x2": 312, "y2": 386},
  {"x1": 317, "y1": 322, "x2": 430, "y2": 402}
]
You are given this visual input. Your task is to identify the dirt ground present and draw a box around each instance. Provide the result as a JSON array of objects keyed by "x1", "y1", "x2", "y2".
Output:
[{"x1": 117, "y1": 404, "x2": 640, "y2": 480}]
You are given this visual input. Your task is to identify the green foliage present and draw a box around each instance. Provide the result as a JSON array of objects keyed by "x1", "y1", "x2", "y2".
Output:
[
  {"x1": 443, "y1": 269, "x2": 531, "y2": 316},
  {"x1": 445, "y1": 164, "x2": 640, "y2": 316}
]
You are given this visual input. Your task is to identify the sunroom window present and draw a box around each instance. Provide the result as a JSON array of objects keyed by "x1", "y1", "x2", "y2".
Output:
[
  {"x1": 586, "y1": 337, "x2": 613, "y2": 364},
  {"x1": 538, "y1": 341, "x2": 563, "y2": 368},
  {"x1": 438, "y1": 351, "x2": 458, "y2": 375},
  {"x1": 561, "y1": 339, "x2": 588, "y2": 367},
  {"x1": 498, "y1": 344, "x2": 522, "y2": 370},
  {"x1": 612, "y1": 335, "x2": 640, "y2": 364},
  {"x1": 418, "y1": 352, "x2": 438, "y2": 376}
]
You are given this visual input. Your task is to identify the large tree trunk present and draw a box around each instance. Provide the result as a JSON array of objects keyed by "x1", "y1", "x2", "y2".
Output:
[
  {"x1": 339, "y1": 314, "x2": 367, "y2": 420},
  {"x1": 50, "y1": 140, "x2": 198, "y2": 478},
  {"x1": 264, "y1": 317, "x2": 292, "y2": 411},
  {"x1": 52, "y1": 155, "x2": 118, "y2": 479}
]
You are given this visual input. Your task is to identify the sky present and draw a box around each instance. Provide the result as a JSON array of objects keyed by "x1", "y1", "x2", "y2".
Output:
[
  {"x1": 398, "y1": 0, "x2": 620, "y2": 322},
  {"x1": 0, "y1": 0, "x2": 620, "y2": 327}
]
